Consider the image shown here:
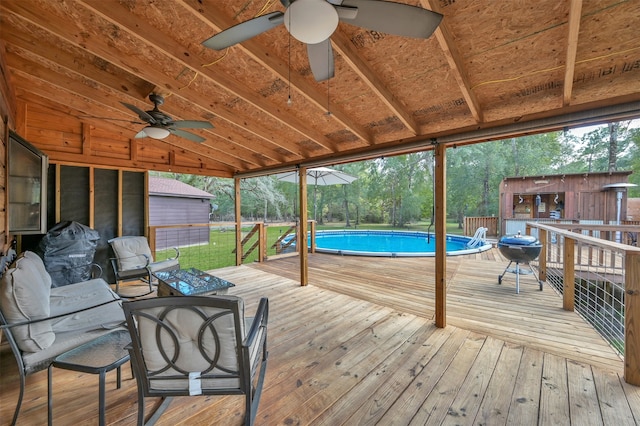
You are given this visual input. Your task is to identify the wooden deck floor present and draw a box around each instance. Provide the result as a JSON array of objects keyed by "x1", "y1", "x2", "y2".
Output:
[{"x1": 1, "y1": 250, "x2": 640, "y2": 425}]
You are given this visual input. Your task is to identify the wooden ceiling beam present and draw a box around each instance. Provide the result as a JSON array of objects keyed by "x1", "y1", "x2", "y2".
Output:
[
  {"x1": 2, "y1": 27, "x2": 287, "y2": 171},
  {"x1": 330, "y1": 31, "x2": 419, "y2": 137},
  {"x1": 563, "y1": 0, "x2": 583, "y2": 106},
  {"x1": 179, "y1": 0, "x2": 373, "y2": 145},
  {"x1": 77, "y1": 0, "x2": 339, "y2": 154},
  {"x1": 0, "y1": 0, "x2": 308, "y2": 161},
  {"x1": 0, "y1": 31, "x2": 279, "y2": 168},
  {"x1": 423, "y1": 0, "x2": 483, "y2": 123},
  {"x1": 6, "y1": 56, "x2": 252, "y2": 171},
  {"x1": 15, "y1": 88, "x2": 233, "y2": 177}
]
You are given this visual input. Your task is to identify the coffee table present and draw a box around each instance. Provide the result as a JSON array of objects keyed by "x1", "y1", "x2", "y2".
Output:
[
  {"x1": 48, "y1": 329, "x2": 130, "y2": 426},
  {"x1": 154, "y1": 267, "x2": 235, "y2": 297}
]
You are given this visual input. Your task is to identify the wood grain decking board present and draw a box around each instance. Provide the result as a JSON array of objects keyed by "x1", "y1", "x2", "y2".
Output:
[{"x1": 1, "y1": 251, "x2": 639, "y2": 425}]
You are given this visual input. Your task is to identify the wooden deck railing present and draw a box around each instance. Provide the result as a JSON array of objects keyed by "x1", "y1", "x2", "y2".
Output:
[
  {"x1": 463, "y1": 216, "x2": 498, "y2": 236},
  {"x1": 526, "y1": 221, "x2": 640, "y2": 385},
  {"x1": 148, "y1": 221, "x2": 316, "y2": 269}
]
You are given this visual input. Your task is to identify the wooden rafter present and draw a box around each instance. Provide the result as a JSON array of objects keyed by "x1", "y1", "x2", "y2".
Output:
[
  {"x1": 331, "y1": 31, "x2": 419, "y2": 137},
  {"x1": 423, "y1": 0, "x2": 483, "y2": 123},
  {"x1": 180, "y1": 0, "x2": 373, "y2": 145},
  {"x1": 563, "y1": 0, "x2": 583, "y2": 106}
]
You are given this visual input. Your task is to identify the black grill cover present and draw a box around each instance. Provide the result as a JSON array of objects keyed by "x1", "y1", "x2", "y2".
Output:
[{"x1": 37, "y1": 221, "x2": 100, "y2": 287}]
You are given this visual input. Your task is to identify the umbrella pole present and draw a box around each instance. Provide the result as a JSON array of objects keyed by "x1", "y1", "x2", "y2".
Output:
[{"x1": 314, "y1": 184, "x2": 318, "y2": 222}]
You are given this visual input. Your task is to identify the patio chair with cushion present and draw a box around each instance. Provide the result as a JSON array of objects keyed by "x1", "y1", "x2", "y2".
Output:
[
  {"x1": 123, "y1": 295, "x2": 269, "y2": 426},
  {"x1": 108, "y1": 236, "x2": 180, "y2": 297}
]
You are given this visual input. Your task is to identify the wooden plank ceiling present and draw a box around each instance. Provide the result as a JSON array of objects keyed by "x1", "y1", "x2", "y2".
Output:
[{"x1": 1, "y1": 0, "x2": 639, "y2": 177}]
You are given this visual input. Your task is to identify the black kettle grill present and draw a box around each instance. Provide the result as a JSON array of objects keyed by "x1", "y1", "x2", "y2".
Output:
[{"x1": 497, "y1": 232, "x2": 543, "y2": 293}]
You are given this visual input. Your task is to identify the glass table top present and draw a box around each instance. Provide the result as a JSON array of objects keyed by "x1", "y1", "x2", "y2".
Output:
[
  {"x1": 154, "y1": 267, "x2": 235, "y2": 296},
  {"x1": 53, "y1": 329, "x2": 130, "y2": 371}
]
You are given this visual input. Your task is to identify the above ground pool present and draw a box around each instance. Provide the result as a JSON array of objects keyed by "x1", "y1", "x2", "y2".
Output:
[{"x1": 296, "y1": 230, "x2": 492, "y2": 257}]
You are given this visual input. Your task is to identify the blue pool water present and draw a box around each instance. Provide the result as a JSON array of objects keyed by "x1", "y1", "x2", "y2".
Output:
[{"x1": 298, "y1": 230, "x2": 492, "y2": 257}]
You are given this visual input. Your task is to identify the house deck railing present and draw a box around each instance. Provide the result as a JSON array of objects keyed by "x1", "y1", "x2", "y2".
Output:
[
  {"x1": 526, "y1": 221, "x2": 640, "y2": 385},
  {"x1": 148, "y1": 221, "x2": 316, "y2": 271}
]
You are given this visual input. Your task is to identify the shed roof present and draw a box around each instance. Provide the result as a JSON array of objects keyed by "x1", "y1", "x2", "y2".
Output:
[
  {"x1": 149, "y1": 176, "x2": 214, "y2": 199},
  {"x1": 502, "y1": 170, "x2": 633, "y2": 182}
]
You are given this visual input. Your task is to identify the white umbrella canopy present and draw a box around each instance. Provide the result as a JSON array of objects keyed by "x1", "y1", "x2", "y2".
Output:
[
  {"x1": 274, "y1": 167, "x2": 357, "y2": 186},
  {"x1": 274, "y1": 167, "x2": 357, "y2": 221}
]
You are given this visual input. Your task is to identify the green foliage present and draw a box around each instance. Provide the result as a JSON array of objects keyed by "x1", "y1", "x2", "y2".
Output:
[{"x1": 151, "y1": 120, "x2": 638, "y2": 224}]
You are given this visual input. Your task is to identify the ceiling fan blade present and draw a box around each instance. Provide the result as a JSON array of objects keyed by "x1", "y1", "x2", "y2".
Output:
[
  {"x1": 307, "y1": 39, "x2": 335, "y2": 82},
  {"x1": 202, "y1": 12, "x2": 285, "y2": 50},
  {"x1": 172, "y1": 120, "x2": 214, "y2": 129},
  {"x1": 121, "y1": 102, "x2": 156, "y2": 124},
  {"x1": 339, "y1": 0, "x2": 442, "y2": 39},
  {"x1": 170, "y1": 128, "x2": 206, "y2": 143}
]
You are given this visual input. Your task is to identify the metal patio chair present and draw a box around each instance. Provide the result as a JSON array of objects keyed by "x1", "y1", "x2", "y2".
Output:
[
  {"x1": 123, "y1": 295, "x2": 269, "y2": 426},
  {"x1": 108, "y1": 236, "x2": 179, "y2": 297}
]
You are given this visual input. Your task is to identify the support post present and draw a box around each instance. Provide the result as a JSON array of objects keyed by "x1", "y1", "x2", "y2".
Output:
[
  {"x1": 434, "y1": 143, "x2": 447, "y2": 328},
  {"x1": 563, "y1": 236, "x2": 575, "y2": 311},
  {"x1": 258, "y1": 222, "x2": 266, "y2": 263},
  {"x1": 538, "y1": 229, "x2": 547, "y2": 282},
  {"x1": 235, "y1": 177, "x2": 242, "y2": 266},
  {"x1": 625, "y1": 252, "x2": 640, "y2": 385},
  {"x1": 299, "y1": 167, "x2": 308, "y2": 286}
]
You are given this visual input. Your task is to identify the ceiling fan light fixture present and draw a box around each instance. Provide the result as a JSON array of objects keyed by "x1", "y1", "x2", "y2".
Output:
[
  {"x1": 284, "y1": 0, "x2": 339, "y2": 44},
  {"x1": 144, "y1": 126, "x2": 170, "y2": 139}
]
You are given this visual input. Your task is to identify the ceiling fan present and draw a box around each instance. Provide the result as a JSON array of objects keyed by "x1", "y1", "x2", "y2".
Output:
[
  {"x1": 121, "y1": 94, "x2": 214, "y2": 143},
  {"x1": 202, "y1": 0, "x2": 442, "y2": 82}
]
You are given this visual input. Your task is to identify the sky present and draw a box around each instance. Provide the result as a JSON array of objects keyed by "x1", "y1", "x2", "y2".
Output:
[{"x1": 569, "y1": 118, "x2": 639, "y2": 138}]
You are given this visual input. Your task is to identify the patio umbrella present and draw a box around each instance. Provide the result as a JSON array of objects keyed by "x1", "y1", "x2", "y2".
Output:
[{"x1": 275, "y1": 167, "x2": 357, "y2": 221}]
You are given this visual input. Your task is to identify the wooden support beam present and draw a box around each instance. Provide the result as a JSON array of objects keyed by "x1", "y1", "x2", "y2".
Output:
[
  {"x1": 434, "y1": 143, "x2": 446, "y2": 328},
  {"x1": 563, "y1": 0, "x2": 583, "y2": 106},
  {"x1": 625, "y1": 251, "x2": 640, "y2": 385},
  {"x1": 563, "y1": 236, "x2": 575, "y2": 311},
  {"x1": 235, "y1": 177, "x2": 242, "y2": 266},
  {"x1": 258, "y1": 222, "x2": 266, "y2": 263},
  {"x1": 299, "y1": 167, "x2": 308, "y2": 286},
  {"x1": 88, "y1": 167, "x2": 94, "y2": 229},
  {"x1": 538, "y1": 229, "x2": 547, "y2": 282},
  {"x1": 117, "y1": 169, "x2": 123, "y2": 236}
]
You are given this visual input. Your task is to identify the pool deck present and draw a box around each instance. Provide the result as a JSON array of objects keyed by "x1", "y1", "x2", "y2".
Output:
[{"x1": 2, "y1": 249, "x2": 638, "y2": 425}]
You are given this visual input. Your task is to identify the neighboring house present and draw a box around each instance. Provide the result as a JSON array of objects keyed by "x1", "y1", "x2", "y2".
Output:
[
  {"x1": 499, "y1": 171, "x2": 633, "y2": 235},
  {"x1": 149, "y1": 177, "x2": 214, "y2": 250}
]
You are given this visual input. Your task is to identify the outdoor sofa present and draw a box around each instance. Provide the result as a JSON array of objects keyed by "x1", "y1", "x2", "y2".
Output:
[{"x1": 0, "y1": 250, "x2": 124, "y2": 425}]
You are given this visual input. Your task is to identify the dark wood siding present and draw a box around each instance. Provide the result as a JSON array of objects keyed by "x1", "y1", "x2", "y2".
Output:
[
  {"x1": 122, "y1": 171, "x2": 145, "y2": 237},
  {"x1": 149, "y1": 196, "x2": 210, "y2": 250},
  {"x1": 94, "y1": 169, "x2": 119, "y2": 283}
]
